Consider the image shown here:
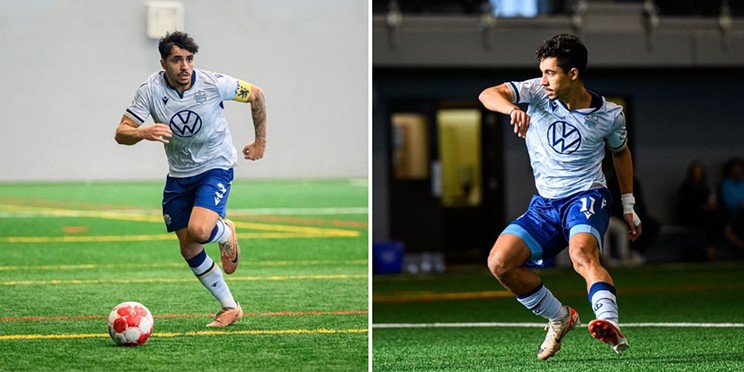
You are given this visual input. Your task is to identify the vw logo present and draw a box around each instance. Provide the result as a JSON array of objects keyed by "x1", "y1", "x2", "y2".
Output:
[
  {"x1": 169, "y1": 110, "x2": 202, "y2": 137},
  {"x1": 547, "y1": 121, "x2": 581, "y2": 154}
]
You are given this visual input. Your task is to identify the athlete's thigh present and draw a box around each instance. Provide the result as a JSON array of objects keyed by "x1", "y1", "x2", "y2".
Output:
[
  {"x1": 563, "y1": 188, "x2": 612, "y2": 253},
  {"x1": 490, "y1": 233, "x2": 531, "y2": 267},
  {"x1": 502, "y1": 195, "x2": 567, "y2": 266},
  {"x1": 162, "y1": 175, "x2": 198, "y2": 232},
  {"x1": 193, "y1": 168, "x2": 234, "y2": 218}
]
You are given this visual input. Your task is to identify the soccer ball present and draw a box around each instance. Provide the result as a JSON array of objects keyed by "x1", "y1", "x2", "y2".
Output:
[{"x1": 107, "y1": 301, "x2": 154, "y2": 346}]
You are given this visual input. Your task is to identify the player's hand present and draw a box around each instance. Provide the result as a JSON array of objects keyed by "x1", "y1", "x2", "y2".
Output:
[
  {"x1": 243, "y1": 141, "x2": 266, "y2": 161},
  {"x1": 624, "y1": 213, "x2": 642, "y2": 242},
  {"x1": 140, "y1": 124, "x2": 172, "y2": 144},
  {"x1": 510, "y1": 109, "x2": 530, "y2": 138}
]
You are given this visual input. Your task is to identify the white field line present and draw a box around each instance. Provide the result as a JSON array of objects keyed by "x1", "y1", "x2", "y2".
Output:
[
  {"x1": 373, "y1": 322, "x2": 744, "y2": 329},
  {"x1": 0, "y1": 207, "x2": 367, "y2": 217}
]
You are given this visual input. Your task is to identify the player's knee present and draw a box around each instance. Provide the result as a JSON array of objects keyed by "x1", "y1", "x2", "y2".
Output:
[
  {"x1": 487, "y1": 248, "x2": 512, "y2": 280},
  {"x1": 187, "y1": 224, "x2": 212, "y2": 243},
  {"x1": 569, "y1": 248, "x2": 597, "y2": 273}
]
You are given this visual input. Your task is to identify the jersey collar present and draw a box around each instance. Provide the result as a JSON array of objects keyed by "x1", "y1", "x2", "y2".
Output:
[
  {"x1": 550, "y1": 88, "x2": 603, "y2": 115},
  {"x1": 162, "y1": 71, "x2": 196, "y2": 99}
]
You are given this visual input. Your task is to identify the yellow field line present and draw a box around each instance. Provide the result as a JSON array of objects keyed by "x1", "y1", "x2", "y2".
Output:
[
  {"x1": 0, "y1": 260, "x2": 368, "y2": 272},
  {"x1": 0, "y1": 274, "x2": 367, "y2": 286},
  {"x1": 0, "y1": 328, "x2": 368, "y2": 341},
  {"x1": 0, "y1": 205, "x2": 361, "y2": 239},
  {"x1": 0, "y1": 231, "x2": 358, "y2": 244}
]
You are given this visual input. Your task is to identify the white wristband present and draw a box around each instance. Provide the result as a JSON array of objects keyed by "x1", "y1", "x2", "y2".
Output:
[{"x1": 620, "y1": 193, "x2": 642, "y2": 227}]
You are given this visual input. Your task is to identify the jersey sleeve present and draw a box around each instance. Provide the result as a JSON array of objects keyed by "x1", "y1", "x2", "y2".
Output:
[
  {"x1": 606, "y1": 111, "x2": 628, "y2": 152},
  {"x1": 505, "y1": 78, "x2": 543, "y2": 105},
  {"x1": 214, "y1": 73, "x2": 253, "y2": 103},
  {"x1": 123, "y1": 82, "x2": 151, "y2": 126}
]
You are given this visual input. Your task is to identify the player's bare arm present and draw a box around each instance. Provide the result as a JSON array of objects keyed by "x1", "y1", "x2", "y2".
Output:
[
  {"x1": 115, "y1": 116, "x2": 172, "y2": 145},
  {"x1": 611, "y1": 146, "x2": 643, "y2": 241},
  {"x1": 243, "y1": 85, "x2": 267, "y2": 161},
  {"x1": 479, "y1": 84, "x2": 530, "y2": 138}
]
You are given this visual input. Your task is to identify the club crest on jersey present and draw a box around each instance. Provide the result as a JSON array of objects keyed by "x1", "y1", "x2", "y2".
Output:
[
  {"x1": 195, "y1": 90, "x2": 207, "y2": 104},
  {"x1": 169, "y1": 110, "x2": 202, "y2": 137},
  {"x1": 584, "y1": 113, "x2": 599, "y2": 128},
  {"x1": 547, "y1": 121, "x2": 581, "y2": 154}
]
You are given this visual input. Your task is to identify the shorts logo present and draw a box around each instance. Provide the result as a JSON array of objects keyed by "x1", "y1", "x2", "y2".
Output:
[
  {"x1": 163, "y1": 213, "x2": 172, "y2": 226},
  {"x1": 580, "y1": 196, "x2": 596, "y2": 219},
  {"x1": 214, "y1": 183, "x2": 227, "y2": 205},
  {"x1": 169, "y1": 110, "x2": 202, "y2": 137},
  {"x1": 547, "y1": 121, "x2": 581, "y2": 154}
]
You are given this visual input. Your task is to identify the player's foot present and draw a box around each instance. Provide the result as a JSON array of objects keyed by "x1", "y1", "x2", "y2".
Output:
[
  {"x1": 588, "y1": 319, "x2": 629, "y2": 354},
  {"x1": 537, "y1": 306, "x2": 580, "y2": 361},
  {"x1": 218, "y1": 218, "x2": 240, "y2": 275},
  {"x1": 206, "y1": 303, "x2": 243, "y2": 327}
]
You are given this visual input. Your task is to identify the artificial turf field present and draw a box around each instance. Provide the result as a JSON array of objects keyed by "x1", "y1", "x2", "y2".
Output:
[
  {"x1": 373, "y1": 262, "x2": 744, "y2": 371},
  {"x1": 0, "y1": 179, "x2": 368, "y2": 371}
]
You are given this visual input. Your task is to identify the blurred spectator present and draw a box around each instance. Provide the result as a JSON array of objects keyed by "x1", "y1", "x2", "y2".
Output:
[
  {"x1": 676, "y1": 160, "x2": 725, "y2": 260},
  {"x1": 606, "y1": 170, "x2": 660, "y2": 261},
  {"x1": 720, "y1": 157, "x2": 744, "y2": 254},
  {"x1": 720, "y1": 157, "x2": 744, "y2": 219}
]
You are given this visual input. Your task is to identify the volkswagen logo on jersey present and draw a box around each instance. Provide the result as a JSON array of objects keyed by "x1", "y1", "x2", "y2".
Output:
[
  {"x1": 169, "y1": 110, "x2": 202, "y2": 137},
  {"x1": 547, "y1": 121, "x2": 581, "y2": 154}
]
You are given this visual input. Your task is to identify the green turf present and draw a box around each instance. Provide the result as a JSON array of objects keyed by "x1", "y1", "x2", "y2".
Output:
[
  {"x1": 373, "y1": 263, "x2": 744, "y2": 371},
  {"x1": 0, "y1": 179, "x2": 368, "y2": 371}
]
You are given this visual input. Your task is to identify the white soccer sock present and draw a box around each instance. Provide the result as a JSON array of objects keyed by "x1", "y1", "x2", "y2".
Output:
[
  {"x1": 517, "y1": 283, "x2": 567, "y2": 321},
  {"x1": 589, "y1": 282, "x2": 619, "y2": 323},
  {"x1": 202, "y1": 219, "x2": 231, "y2": 244},
  {"x1": 187, "y1": 249, "x2": 238, "y2": 309}
]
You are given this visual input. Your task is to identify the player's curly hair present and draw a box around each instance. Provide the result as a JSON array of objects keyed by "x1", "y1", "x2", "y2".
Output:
[
  {"x1": 536, "y1": 34, "x2": 587, "y2": 79},
  {"x1": 158, "y1": 31, "x2": 199, "y2": 60}
]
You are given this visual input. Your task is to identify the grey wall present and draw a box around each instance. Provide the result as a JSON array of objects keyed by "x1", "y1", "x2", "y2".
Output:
[{"x1": 0, "y1": 0, "x2": 368, "y2": 181}]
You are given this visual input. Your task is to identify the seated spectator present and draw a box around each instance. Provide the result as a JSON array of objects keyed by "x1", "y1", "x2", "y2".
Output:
[
  {"x1": 676, "y1": 160, "x2": 725, "y2": 260},
  {"x1": 720, "y1": 157, "x2": 744, "y2": 257},
  {"x1": 606, "y1": 169, "x2": 660, "y2": 261},
  {"x1": 720, "y1": 157, "x2": 744, "y2": 220}
]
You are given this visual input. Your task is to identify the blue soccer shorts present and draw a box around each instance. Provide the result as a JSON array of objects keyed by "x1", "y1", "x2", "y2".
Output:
[
  {"x1": 161, "y1": 168, "x2": 233, "y2": 232},
  {"x1": 501, "y1": 188, "x2": 612, "y2": 267}
]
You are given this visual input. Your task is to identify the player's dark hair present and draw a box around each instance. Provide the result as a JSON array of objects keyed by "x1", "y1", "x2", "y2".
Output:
[
  {"x1": 158, "y1": 31, "x2": 199, "y2": 60},
  {"x1": 536, "y1": 34, "x2": 588, "y2": 79}
]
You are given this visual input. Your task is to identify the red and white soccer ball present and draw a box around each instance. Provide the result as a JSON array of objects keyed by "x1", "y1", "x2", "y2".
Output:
[{"x1": 107, "y1": 301, "x2": 154, "y2": 346}]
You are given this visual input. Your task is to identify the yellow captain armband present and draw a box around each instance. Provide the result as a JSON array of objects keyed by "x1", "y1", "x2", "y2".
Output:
[{"x1": 233, "y1": 80, "x2": 252, "y2": 102}]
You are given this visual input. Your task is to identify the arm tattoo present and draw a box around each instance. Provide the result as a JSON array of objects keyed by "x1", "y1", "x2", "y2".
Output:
[{"x1": 251, "y1": 89, "x2": 267, "y2": 143}]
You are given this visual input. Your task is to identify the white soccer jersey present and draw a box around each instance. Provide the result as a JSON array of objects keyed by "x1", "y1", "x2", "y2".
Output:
[
  {"x1": 507, "y1": 78, "x2": 627, "y2": 199},
  {"x1": 124, "y1": 69, "x2": 252, "y2": 178}
]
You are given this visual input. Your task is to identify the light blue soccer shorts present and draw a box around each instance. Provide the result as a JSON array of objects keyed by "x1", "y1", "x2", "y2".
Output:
[
  {"x1": 161, "y1": 168, "x2": 233, "y2": 232},
  {"x1": 501, "y1": 188, "x2": 612, "y2": 267}
]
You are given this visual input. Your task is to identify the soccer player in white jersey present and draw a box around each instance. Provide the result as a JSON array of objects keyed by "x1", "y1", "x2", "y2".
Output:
[
  {"x1": 479, "y1": 34, "x2": 641, "y2": 360},
  {"x1": 115, "y1": 31, "x2": 267, "y2": 327}
]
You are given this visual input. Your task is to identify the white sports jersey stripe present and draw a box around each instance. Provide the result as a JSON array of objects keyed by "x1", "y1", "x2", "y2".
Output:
[
  {"x1": 510, "y1": 78, "x2": 627, "y2": 199},
  {"x1": 125, "y1": 69, "x2": 244, "y2": 178}
]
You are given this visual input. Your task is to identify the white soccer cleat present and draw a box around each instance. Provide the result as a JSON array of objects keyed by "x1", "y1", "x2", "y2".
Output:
[
  {"x1": 588, "y1": 319, "x2": 629, "y2": 354},
  {"x1": 537, "y1": 306, "x2": 581, "y2": 361}
]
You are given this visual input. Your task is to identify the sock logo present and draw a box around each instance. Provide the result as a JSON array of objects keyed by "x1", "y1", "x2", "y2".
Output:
[{"x1": 593, "y1": 302, "x2": 604, "y2": 311}]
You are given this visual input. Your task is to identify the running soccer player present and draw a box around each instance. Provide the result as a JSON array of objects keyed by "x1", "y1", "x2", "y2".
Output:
[
  {"x1": 479, "y1": 34, "x2": 641, "y2": 360},
  {"x1": 115, "y1": 31, "x2": 267, "y2": 327}
]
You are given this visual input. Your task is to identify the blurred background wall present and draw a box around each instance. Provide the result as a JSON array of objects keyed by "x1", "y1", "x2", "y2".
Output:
[{"x1": 0, "y1": 0, "x2": 368, "y2": 181}]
